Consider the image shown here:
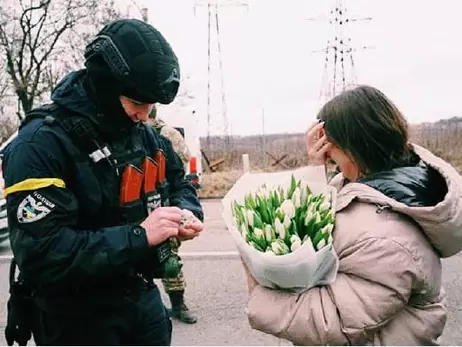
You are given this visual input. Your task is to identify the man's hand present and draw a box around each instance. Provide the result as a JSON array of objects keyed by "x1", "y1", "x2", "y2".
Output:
[{"x1": 141, "y1": 207, "x2": 182, "y2": 246}]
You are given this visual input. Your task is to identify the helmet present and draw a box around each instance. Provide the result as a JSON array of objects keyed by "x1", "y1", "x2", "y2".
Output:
[{"x1": 84, "y1": 19, "x2": 180, "y2": 105}]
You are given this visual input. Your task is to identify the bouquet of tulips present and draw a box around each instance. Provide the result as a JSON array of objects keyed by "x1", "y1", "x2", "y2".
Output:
[
  {"x1": 222, "y1": 166, "x2": 339, "y2": 291},
  {"x1": 233, "y1": 175, "x2": 335, "y2": 256}
]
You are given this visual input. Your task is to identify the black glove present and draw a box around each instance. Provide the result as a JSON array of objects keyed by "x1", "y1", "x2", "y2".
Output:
[
  {"x1": 5, "y1": 281, "x2": 35, "y2": 346},
  {"x1": 5, "y1": 259, "x2": 36, "y2": 346}
]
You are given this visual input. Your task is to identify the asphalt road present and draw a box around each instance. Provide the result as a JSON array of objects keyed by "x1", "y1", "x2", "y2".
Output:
[{"x1": 0, "y1": 199, "x2": 460, "y2": 345}]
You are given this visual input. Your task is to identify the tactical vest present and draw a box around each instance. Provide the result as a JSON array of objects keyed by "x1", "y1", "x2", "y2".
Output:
[{"x1": 10, "y1": 103, "x2": 181, "y2": 284}]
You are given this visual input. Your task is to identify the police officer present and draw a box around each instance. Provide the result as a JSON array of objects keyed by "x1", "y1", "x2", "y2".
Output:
[
  {"x1": 148, "y1": 106, "x2": 197, "y2": 324},
  {"x1": 2, "y1": 18, "x2": 204, "y2": 346}
]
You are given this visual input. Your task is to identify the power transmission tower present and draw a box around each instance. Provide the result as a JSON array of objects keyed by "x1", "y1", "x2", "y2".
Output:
[
  {"x1": 194, "y1": 0, "x2": 248, "y2": 156},
  {"x1": 307, "y1": 0, "x2": 372, "y2": 105}
]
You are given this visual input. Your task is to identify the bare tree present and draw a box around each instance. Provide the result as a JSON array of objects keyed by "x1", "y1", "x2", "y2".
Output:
[{"x1": 0, "y1": 0, "x2": 132, "y2": 120}]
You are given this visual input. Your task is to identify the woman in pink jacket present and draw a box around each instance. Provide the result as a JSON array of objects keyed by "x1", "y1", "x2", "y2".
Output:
[{"x1": 243, "y1": 85, "x2": 462, "y2": 345}]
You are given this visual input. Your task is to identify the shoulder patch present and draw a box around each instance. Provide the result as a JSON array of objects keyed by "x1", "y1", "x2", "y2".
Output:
[{"x1": 17, "y1": 191, "x2": 56, "y2": 224}]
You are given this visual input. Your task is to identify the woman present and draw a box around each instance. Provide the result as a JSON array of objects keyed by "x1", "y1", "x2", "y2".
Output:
[{"x1": 242, "y1": 85, "x2": 462, "y2": 345}]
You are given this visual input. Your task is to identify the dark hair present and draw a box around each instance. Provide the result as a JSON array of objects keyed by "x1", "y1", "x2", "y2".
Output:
[{"x1": 316, "y1": 85, "x2": 416, "y2": 175}]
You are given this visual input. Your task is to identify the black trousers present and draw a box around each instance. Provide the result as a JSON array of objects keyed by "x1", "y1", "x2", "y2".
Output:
[{"x1": 33, "y1": 284, "x2": 172, "y2": 346}]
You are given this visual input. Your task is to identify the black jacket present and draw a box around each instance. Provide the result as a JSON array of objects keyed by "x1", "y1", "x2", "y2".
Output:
[{"x1": 1, "y1": 70, "x2": 203, "y2": 293}]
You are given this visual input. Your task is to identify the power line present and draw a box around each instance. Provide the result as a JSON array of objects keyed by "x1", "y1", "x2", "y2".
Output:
[
  {"x1": 195, "y1": 0, "x2": 248, "y2": 151},
  {"x1": 307, "y1": 0, "x2": 373, "y2": 104}
]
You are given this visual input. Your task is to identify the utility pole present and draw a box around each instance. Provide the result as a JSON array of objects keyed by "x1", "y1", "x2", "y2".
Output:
[
  {"x1": 307, "y1": 0, "x2": 373, "y2": 105},
  {"x1": 261, "y1": 106, "x2": 268, "y2": 169},
  {"x1": 194, "y1": 0, "x2": 248, "y2": 156}
]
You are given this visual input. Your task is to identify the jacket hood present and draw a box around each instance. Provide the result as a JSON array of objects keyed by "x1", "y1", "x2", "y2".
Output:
[
  {"x1": 332, "y1": 144, "x2": 462, "y2": 258},
  {"x1": 51, "y1": 69, "x2": 97, "y2": 120},
  {"x1": 50, "y1": 69, "x2": 137, "y2": 141}
]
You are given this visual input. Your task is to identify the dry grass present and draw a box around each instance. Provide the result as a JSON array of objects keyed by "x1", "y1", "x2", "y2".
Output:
[{"x1": 198, "y1": 121, "x2": 462, "y2": 199}]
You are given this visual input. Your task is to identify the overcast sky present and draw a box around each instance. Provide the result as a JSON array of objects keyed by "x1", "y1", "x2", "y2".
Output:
[{"x1": 119, "y1": 0, "x2": 461, "y2": 136}]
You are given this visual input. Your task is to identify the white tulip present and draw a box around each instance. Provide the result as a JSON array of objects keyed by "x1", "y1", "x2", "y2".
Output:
[
  {"x1": 241, "y1": 229, "x2": 248, "y2": 241},
  {"x1": 314, "y1": 211, "x2": 322, "y2": 224},
  {"x1": 291, "y1": 187, "x2": 302, "y2": 208},
  {"x1": 264, "y1": 224, "x2": 274, "y2": 242},
  {"x1": 283, "y1": 214, "x2": 291, "y2": 229},
  {"x1": 240, "y1": 207, "x2": 247, "y2": 224},
  {"x1": 317, "y1": 238, "x2": 327, "y2": 250},
  {"x1": 319, "y1": 200, "x2": 331, "y2": 212},
  {"x1": 320, "y1": 223, "x2": 334, "y2": 235},
  {"x1": 301, "y1": 235, "x2": 316, "y2": 255},
  {"x1": 271, "y1": 240, "x2": 290, "y2": 255},
  {"x1": 253, "y1": 227, "x2": 264, "y2": 239},
  {"x1": 274, "y1": 218, "x2": 285, "y2": 239},
  {"x1": 324, "y1": 209, "x2": 334, "y2": 220},
  {"x1": 304, "y1": 205, "x2": 315, "y2": 225},
  {"x1": 299, "y1": 186, "x2": 306, "y2": 204},
  {"x1": 258, "y1": 186, "x2": 270, "y2": 199},
  {"x1": 246, "y1": 210, "x2": 254, "y2": 227},
  {"x1": 290, "y1": 234, "x2": 302, "y2": 252},
  {"x1": 280, "y1": 199, "x2": 296, "y2": 219}
]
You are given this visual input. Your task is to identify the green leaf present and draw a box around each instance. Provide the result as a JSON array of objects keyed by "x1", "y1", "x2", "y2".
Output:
[
  {"x1": 272, "y1": 190, "x2": 280, "y2": 209},
  {"x1": 297, "y1": 208, "x2": 307, "y2": 239},
  {"x1": 248, "y1": 232, "x2": 267, "y2": 252},
  {"x1": 286, "y1": 220, "x2": 297, "y2": 245},
  {"x1": 279, "y1": 187, "x2": 285, "y2": 203},
  {"x1": 312, "y1": 230, "x2": 328, "y2": 251},
  {"x1": 287, "y1": 174, "x2": 297, "y2": 199},
  {"x1": 233, "y1": 202, "x2": 244, "y2": 224},
  {"x1": 253, "y1": 211, "x2": 264, "y2": 229},
  {"x1": 244, "y1": 195, "x2": 251, "y2": 210},
  {"x1": 305, "y1": 184, "x2": 312, "y2": 196},
  {"x1": 266, "y1": 203, "x2": 275, "y2": 223},
  {"x1": 258, "y1": 197, "x2": 271, "y2": 224},
  {"x1": 304, "y1": 216, "x2": 317, "y2": 239},
  {"x1": 318, "y1": 215, "x2": 334, "y2": 228}
]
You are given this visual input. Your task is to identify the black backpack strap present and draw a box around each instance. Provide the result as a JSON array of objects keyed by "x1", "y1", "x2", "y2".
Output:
[
  {"x1": 19, "y1": 103, "x2": 60, "y2": 130},
  {"x1": 21, "y1": 103, "x2": 114, "y2": 165}
]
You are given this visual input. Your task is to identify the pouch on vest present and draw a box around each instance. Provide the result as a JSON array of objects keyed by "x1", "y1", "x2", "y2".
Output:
[
  {"x1": 142, "y1": 157, "x2": 161, "y2": 214},
  {"x1": 119, "y1": 164, "x2": 146, "y2": 224}
]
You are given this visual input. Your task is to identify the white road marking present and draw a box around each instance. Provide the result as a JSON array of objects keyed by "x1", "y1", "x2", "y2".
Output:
[{"x1": 0, "y1": 251, "x2": 240, "y2": 264}]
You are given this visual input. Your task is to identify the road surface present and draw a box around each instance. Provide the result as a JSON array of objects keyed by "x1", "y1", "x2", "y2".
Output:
[{"x1": 0, "y1": 199, "x2": 460, "y2": 345}]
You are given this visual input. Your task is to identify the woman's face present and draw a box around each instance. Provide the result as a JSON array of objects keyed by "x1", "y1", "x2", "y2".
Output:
[{"x1": 326, "y1": 144, "x2": 360, "y2": 182}]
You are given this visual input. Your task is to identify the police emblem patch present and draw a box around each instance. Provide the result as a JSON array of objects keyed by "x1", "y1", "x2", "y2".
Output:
[
  {"x1": 17, "y1": 191, "x2": 56, "y2": 224},
  {"x1": 147, "y1": 193, "x2": 162, "y2": 214}
]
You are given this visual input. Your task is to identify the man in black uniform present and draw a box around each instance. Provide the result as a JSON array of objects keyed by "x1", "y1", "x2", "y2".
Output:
[{"x1": 1, "y1": 18, "x2": 204, "y2": 346}]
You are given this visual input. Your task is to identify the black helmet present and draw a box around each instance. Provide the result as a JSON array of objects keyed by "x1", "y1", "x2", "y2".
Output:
[{"x1": 84, "y1": 19, "x2": 180, "y2": 105}]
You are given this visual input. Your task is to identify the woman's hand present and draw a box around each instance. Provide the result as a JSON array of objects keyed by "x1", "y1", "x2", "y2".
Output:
[
  {"x1": 241, "y1": 259, "x2": 258, "y2": 294},
  {"x1": 305, "y1": 121, "x2": 332, "y2": 166}
]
